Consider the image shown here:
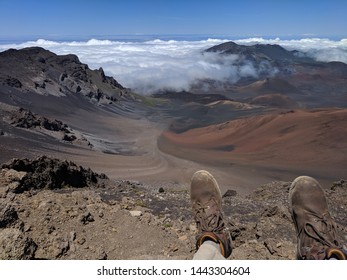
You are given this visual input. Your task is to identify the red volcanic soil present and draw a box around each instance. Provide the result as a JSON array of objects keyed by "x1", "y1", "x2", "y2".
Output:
[
  {"x1": 239, "y1": 78, "x2": 301, "y2": 95},
  {"x1": 158, "y1": 108, "x2": 347, "y2": 184},
  {"x1": 250, "y1": 94, "x2": 299, "y2": 108}
]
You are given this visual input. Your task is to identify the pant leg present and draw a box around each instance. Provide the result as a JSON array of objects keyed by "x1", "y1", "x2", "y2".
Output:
[{"x1": 193, "y1": 240, "x2": 226, "y2": 260}]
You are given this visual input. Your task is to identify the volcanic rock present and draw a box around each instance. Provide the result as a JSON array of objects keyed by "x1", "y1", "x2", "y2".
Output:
[
  {"x1": 1, "y1": 156, "x2": 108, "y2": 193},
  {"x1": 0, "y1": 228, "x2": 37, "y2": 260},
  {"x1": 0, "y1": 204, "x2": 18, "y2": 228},
  {"x1": 0, "y1": 47, "x2": 126, "y2": 102},
  {"x1": 10, "y1": 107, "x2": 69, "y2": 132}
]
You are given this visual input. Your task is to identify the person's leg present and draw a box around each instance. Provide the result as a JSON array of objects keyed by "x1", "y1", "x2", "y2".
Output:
[
  {"x1": 190, "y1": 170, "x2": 232, "y2": 260},
  {"x1": 193, "y1": 241, "x2": 225, "y2": 260},
  {"x1": 289, "y1": 176, "x2": 347, "y2": 260}
]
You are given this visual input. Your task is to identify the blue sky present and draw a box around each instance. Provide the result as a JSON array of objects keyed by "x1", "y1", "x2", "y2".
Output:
[{"x1": 0, "y1": 0, "x2": 346, "y2": 39}]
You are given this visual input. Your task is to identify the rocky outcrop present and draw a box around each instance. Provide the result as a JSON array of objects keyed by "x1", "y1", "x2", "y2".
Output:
[
  {"x1": 0, "y1": 47, "x2": 126, "y2": 102},
  {"x1": 10, "y1": 108, "x2": 69, "y2": 132},
  {"x1": 6, "y1": 107, "x2": 92, "y2": 146},
  {"x1": 1, "y1": 156, "x2": 108, "y2": 193}
]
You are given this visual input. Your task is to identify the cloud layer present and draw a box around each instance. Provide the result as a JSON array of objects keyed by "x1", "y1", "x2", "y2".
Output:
[{"x1": 0, "y1": 37, "x2": 346, "y2": 93}]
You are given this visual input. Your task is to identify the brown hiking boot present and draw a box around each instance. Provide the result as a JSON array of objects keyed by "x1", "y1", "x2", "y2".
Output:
[
  {"x1": 190, "y1": 170, "x2": 232, "y2": 258},
  {"x1": 289, "y1": 176, "x2": 347, "y2": 260}
]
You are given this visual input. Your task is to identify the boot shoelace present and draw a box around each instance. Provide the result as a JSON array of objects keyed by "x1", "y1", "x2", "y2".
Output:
[
  {"x1": 194, "y1": 198, "x2": 225, "y2": 233},
  {"x1": 303, "y1": 212, "x2": 340, "y2": 248}
]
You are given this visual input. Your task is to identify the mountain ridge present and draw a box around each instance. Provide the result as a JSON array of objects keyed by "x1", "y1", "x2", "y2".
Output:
[{"x1": 0, "y1": 47, "x2": 126, "y2": 103}]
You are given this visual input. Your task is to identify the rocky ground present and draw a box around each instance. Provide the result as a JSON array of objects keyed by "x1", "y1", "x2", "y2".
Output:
[{"x1": 0, "y1": 156, "x2": 346, "y2": 260}]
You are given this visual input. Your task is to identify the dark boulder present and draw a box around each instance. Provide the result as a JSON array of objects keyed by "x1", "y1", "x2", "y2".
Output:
[
  {"x1": 0, "y1": 204, "x2": 18, "y2": 228},
  {"x1": 62, "y1": 133, "x2": 77, "y2": 142},
  {"x1": 223, "y1": 189, "x2": 237, "y2": 198},
  {"x1": 1, "y1": 156, "x2": 108, "y2": 193}
]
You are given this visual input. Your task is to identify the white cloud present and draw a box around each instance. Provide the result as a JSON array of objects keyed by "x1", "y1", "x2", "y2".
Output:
[
  {"x1": 234, "y1": 37, "x2": 347, "y2": 63},
  {"x1": 0, "y1": 37, "x2": 346, "y2": 94}
]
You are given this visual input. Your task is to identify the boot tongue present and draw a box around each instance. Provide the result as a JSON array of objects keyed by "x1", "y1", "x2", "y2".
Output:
[{"x1": 308, "y1": 213, "x2": 330, "y2": 234}]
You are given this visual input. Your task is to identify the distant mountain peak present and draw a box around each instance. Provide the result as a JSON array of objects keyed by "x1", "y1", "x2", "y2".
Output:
[{"x1": 206, "y1": 41, "x2": 311, "y2": 63}]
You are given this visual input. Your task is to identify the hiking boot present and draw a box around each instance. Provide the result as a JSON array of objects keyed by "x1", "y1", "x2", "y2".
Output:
[
  {"x1": 289, "y1": 176, "x2": 346, "y2": 260},
  {"x1": 190, "y1": 170, "x2": 232, "y2": 258}
]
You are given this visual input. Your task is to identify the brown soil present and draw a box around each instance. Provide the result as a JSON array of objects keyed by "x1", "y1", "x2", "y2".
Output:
[{"x1": 159, "y1": 108, "x2": 347, "y2": 188}]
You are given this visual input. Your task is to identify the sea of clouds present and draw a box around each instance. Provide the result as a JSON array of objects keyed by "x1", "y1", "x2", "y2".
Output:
[{"x1": 0, "y1": 37, "x2": 346, "y2": 93}]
